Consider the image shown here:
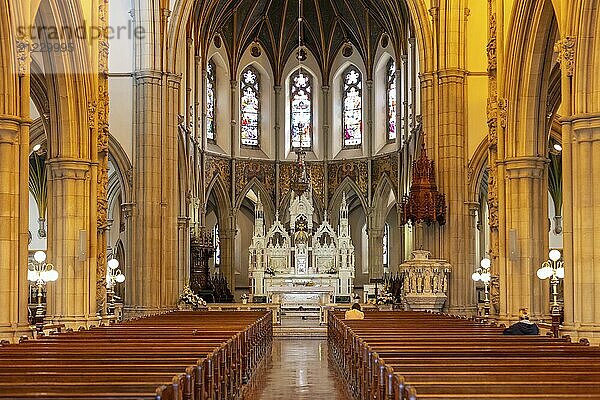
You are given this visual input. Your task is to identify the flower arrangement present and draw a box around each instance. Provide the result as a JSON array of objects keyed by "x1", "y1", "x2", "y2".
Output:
[
  {"x1": 240, "y1": 293, "x2": 249, "y2": 304},
  {"x1": 178, "y1": 285, "x2": 207, "y2": 310},
  {"x1": 376, "y1": 287, "x2": 395, "y2": 305}
]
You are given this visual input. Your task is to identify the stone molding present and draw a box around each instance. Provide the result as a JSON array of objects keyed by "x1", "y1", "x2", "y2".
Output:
[
  {"x1": 0, "y1": 119, "x2": 20, "y2": 144},
  {"x1": 503, "y1": 157, "x2": 547, "y2": 179},
  {"x1": 47, "y1": 159, "x2": 92, "y2": 181}
]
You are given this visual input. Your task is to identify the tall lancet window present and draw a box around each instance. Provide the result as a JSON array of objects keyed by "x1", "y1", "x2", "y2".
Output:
[
  {"x1": 290, "y1": 69, "x2": 313, "y2": 149},
  {"x1": 342, "y1": 66, "x2": 362, "y2": 148},
  {"x1": 386, "y1": 59, "x2": 397, "y2": 141},
  {"x1": 240, "y1": 66, "x2": 260, "y2": 147},
  {"x1": 206, "y1": 59, "x2": 216, "y2": 142}
]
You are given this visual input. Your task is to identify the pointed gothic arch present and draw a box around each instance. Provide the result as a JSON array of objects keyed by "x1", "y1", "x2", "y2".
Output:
[
  {"x1": 371, "y1": 173, "x2": 398, "y2": 230},
  {"x1": 234, "y1": 178, "x2": 275, "y2": 226},
  {"x1": 328, "y1": 177, "x2": 368, "y2": 227},
  {"x1": 205, "y1": 175, "x2": 232, "y2": 227}
]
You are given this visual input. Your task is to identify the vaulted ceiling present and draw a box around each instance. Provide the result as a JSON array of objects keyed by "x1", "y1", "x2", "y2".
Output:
[{"x1": 191, "y1": 0, "x2": 411, "y2": 82}]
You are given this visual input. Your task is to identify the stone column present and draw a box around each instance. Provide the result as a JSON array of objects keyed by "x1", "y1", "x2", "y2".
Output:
[
  {"x1": 436, "y1": 68, "x2": 474, "y2": 315},
  {"x1": 421, "y1": 0, "x2": 473, "y2": 314},
  {"x1": 364, "y1": 80, "x2": 373, "y2": 157},
  {"x1": 177, "y1": 216, "x2": 190, "y2": 295},
  {"x1": 131, "y1": 70, "x2": 180, "y2": 313},
  {"x1": 322, "y1": 85, "x2": 330, "y2": 208},
  {"x1": 566, "y1": 117, "x2": 600, "y2": 336},
  {"x1": 0, "y1": 117, "x2": 30, "y2": 340},
  {"x1": 367, "y1": 227, "x2": 384, "y2": 280},
  {"x1": 219, "y1": 227, "x2": 237, "y2": 291},
  {"x1": 121, "y1": 203, "x2": 134, "y2": 316},
  {"x1": 502, "y1": 157, "x2": 547, "y2": 319},
  {"x1": 46, "y1": 159, "x2": 94, "y2": 327},
  {"x1": 274, "y1": 85, "x2": 282, "y2": 205}
]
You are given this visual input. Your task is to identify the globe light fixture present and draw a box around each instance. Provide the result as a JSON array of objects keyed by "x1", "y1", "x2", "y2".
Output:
[
  {"x1": 472, "y1": 257, "x2": 492, "y2": 317},
  {"x1": 106, "y1": 257, "x2": 125, "y2": 316},
  {"x1": 28, "y1": 250, "x2": 59, "y2": 332},
  {"x1": 537, "y1": 249, "x2": 564, "y2": 337},
  {"x1": 537, "y1": 249, "x2": 564, "y2": 315}
]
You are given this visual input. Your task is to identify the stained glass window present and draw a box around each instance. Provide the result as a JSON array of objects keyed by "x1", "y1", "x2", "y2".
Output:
[
  {"x1": 206, "y1": 59, "x2": 216, "y2": 142},
  {"x1": 240, "y1": 66, "x2": 260, "y2": 147},
  {"x1": 290, "y1": 69, "x2": 312, "y2": 149},
  {"x1": 386, "y1": 59, "x2": 397, "y2": 141},
  {"x1": 342, "y1": 66, "x2": 362, "y2": 148}
]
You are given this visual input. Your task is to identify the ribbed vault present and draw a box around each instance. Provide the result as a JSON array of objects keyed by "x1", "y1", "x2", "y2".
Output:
[{"x1": 191, "y1": 0, "x2": 411, "y2": 82}]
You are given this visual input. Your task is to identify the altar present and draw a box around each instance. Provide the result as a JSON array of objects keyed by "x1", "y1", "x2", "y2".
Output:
[
  {"x1": 266, "y1": 279, "x2": 335, "y2": 309},
  {"x1": 249, "y1": 185, "x2": 355, "y2": 305}
]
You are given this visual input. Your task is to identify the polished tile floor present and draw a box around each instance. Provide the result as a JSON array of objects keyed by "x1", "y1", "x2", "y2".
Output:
[{"x1": 243, "y1": 339, "x2": 351, "y2": 400}]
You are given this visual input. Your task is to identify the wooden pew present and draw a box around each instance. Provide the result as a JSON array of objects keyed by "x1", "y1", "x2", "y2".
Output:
[
  {"x1": 328, "y1": 310, "x2": 600, "y2": 400},
  {"x1": 0, "y1": 310, "x2": 273, "y2": 400}
]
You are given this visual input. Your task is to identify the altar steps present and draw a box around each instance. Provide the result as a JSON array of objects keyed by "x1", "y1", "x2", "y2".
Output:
[
  {"x1": 274, "y1": 326, "x2": 327, "y2": 338},
  {"x1": 275, "y1": 313, "x2": 327, "y2": 338}
]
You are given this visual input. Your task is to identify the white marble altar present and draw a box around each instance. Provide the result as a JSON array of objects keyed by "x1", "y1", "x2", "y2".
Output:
[{"x1": 249, "y1": 190, "x2": 355, "y2": 304}]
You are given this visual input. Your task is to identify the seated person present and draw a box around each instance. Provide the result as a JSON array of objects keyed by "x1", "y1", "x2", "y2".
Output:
[
  {"x1": 345, "y1": 303, "x2": 365, "y2": 320},
  {"x1": 503, "y1": 308, "x2": 539, "y2": 335}
]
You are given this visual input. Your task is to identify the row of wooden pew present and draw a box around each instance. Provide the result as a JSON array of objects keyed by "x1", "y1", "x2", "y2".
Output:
[
  {"x1": 0, "y1": 310, "x2": 273, "y2": 399},
  {"x1": 328, "y1": 310, "x2": 600, "y2": 399}
]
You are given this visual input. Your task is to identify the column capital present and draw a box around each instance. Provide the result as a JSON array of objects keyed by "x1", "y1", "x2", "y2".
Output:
[
  {"x1": 133, "y1": 70, "x2": 163, "y2": 83},
  {"x1": 177, "y1": 216, "x2": 190, "y2": 228},
  {"x1": 0, "y1": 117, "x2": 20, "y2": 144},
  {"x1": 503, "y1": 156, "x2": 547, "y2": 179},
  {"x1": 47, "y1": 158, "x2": 92, "y2": 181}
]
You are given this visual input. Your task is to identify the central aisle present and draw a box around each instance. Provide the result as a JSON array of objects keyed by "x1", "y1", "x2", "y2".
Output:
[{"x1": 243, "y1": 339, "x2": 351, "y2": 400}]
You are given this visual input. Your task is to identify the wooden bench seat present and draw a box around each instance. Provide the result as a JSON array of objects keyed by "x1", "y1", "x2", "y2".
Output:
[
  {"x1": 328, "y1": 310, "x2": 600, "y2": 400},
  {"x1": 0, "y1": 310, "x2": 273, "y2": 400}
]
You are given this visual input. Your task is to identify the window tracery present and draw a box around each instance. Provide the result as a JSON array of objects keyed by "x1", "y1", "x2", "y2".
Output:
[
  {"x1": 240, "y1": 66, "x2": 260, "y2": 147},
  {"x1": 290, "y1": 69, "x2": 313, "y2": 149},
  {"x1": 342, "y1": 66, "x2": 362, "y2": 148},
  {"x1": 386, "y1": 59, "x2": 397, "y2": 142},
  {"x1": 206, "y1": 59, "x2": 216, "y2": 142}
]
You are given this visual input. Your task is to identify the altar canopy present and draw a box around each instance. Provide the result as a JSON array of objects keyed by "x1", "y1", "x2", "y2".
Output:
[{"x1": 249, "y1": 190, "x2": 355, "y2": 304}]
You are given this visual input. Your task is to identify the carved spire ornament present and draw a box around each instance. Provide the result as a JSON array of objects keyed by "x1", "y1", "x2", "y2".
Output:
[{"x1": 400, "y1": 136, "x2": 447, "y2": 226}]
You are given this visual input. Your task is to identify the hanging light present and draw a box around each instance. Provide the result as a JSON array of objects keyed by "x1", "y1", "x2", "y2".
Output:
[{"x1": 291, "y1": 0, "x2": 309, "y2": 196}]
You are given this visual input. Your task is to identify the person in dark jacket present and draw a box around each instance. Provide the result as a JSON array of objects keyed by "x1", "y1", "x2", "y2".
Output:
[{"x1": 503, "y1": 308, "x2": 539, "y2": 335}]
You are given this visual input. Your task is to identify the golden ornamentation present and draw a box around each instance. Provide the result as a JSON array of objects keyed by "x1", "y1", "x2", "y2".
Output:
[
  {"x1": 372, "y1": 153, "x2": 398, "y2": 196},
  {"x1": 16, "y1": 39, "x2": 31, "y2": 76},
  {"x1": 205, "y1": 155, "x2": 231, "y2": 187},
  {"x1": 234, "y1": 160, "x2": 276, "y2": 204},
  {"x1": 554, "y1": 36, "x2": 576, "y2": 77},
  {"x1": 327, "y1": 160, "x2": 369, "y2": 201},
  {"x1": 487, "y1": 13, "x2": 497, "y2": 72}
]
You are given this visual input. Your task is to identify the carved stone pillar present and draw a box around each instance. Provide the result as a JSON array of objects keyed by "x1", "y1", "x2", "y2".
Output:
[
  {"x1": 502, "y1": 157, "x2": 547, "y2": 319},
  {"x1": 219, "y1": 227, "x2": 237, "y2": 291},
  {"x1": 177, "y1": 216, "x2": 190, "y2": 296},
  {"x1": 564, "y1": 117, "x2": 600, "y2": 335},
  {"x1": 131, "y1": 71, "x2": 180, "y2": 313},
  {"x1": 0, "y1": 117, "x2": 30, "y2": 340},
  {"x1": 46, "y1": 159, "x2": 94, "y2": 327},
  {"x1": 367, "y1": 227, "x2": 384, "y2": 279},
  {"x1": 121, "y1": 203, "x2": 134, "y2": 314}
]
